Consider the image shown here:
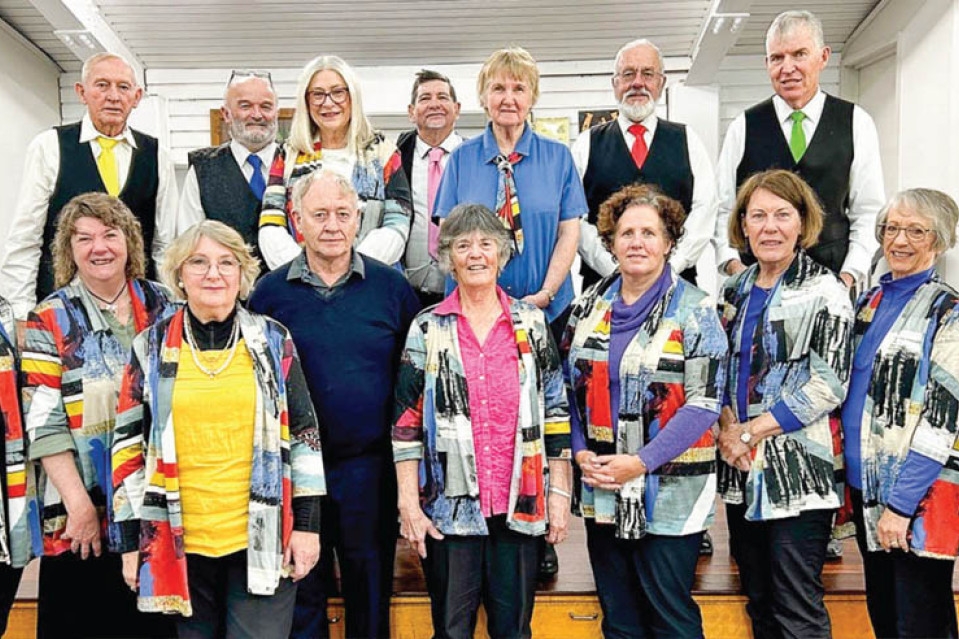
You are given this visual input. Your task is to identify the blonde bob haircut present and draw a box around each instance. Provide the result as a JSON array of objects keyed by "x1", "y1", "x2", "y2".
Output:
[
  {"x1": 287, "y1": 55, "x2": 374, "y2": 157},
  {"x1": 477, "y1": 46, "x2": 541, "y2": 110},
  {"x1": 728, "y1": 169, "x2": 824, "y2": 253},
  {"x1": 161, "y1": 220, "x2": 261, "y2": 301},
  {"x1": 52, "y1": 192, "x2": 146, "y2": 289}
]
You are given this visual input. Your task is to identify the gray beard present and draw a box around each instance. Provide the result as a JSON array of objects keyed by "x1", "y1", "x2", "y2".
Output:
[
  {"x1": 619, "y1": 99, "x2": 656, "y2": 123},
  {"x1": 231, "y1": 121, "x2": 277, "y2": 151}
]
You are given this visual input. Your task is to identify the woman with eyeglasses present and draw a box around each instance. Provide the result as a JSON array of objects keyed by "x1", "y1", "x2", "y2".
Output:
[
  {"x1": 20, "y1": 192, "x2": 176, "y2": 639},
  {"x1": 716, "y1": 170, "x2": 853, "y2": 639},
  {"x1": 112, "y1": 220, "x2": 325, "y2": 638},
  {"x1": 837, "y1": 189, "x2": 959, "y2": 639},
  {"x1": 257, "y1": 55, "x2": 412, "y2": 271}
]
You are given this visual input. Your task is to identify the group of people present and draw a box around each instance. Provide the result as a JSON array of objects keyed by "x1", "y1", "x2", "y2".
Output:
[{"x1": 0, "y1": 6, "x2": 955, "y2": 639}]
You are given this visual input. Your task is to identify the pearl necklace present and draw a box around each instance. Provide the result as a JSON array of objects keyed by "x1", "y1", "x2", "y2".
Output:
[{"x1": 183, "y1": 314, "x2": 240, "y2": 379}]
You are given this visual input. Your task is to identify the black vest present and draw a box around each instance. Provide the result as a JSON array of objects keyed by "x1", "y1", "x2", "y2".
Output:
[
  {"x1": 42, "y1": 122, "x2": 159, "y2": 301},
  {"x1": 188, "y1": 143, "x2": 263, "y2": 259},
  {"x1": 736, "y1": 95, "x2": 855, "y2": 274},
  {"x1": 582, "y1": 119, "x2": 695, "y2": 286}
]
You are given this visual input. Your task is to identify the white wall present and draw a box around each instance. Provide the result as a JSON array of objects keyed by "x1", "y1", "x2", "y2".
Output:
[{"x1": 0, "y1": 21, "x2": 61, "y2": 245}]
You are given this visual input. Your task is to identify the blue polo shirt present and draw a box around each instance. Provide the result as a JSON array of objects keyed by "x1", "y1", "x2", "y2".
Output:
[{"x1": 433, "y1": 123, "x2": 588, "y2": 321}]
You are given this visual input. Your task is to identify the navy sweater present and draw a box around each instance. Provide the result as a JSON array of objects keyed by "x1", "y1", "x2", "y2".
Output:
[{"x1": 249, "y1": 255, "x2": 421, "y2": 462}]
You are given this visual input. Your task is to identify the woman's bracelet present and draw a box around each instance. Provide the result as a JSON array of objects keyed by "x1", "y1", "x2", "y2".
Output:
[{"x1": 549, "y1": 486, "x2": 572, "y2": 499}]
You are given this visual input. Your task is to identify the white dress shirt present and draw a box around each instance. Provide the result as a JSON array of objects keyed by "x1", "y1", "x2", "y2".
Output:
[
  {"x1": 177, "y1": 139, "x2": 277, "y2": 234},
  {"x1": 713, "y1": 90, "x2": 885, "y2": 283},
  {"x1": 572, "y1": 113, "x2": 717, "y2": 277},
  {"x1": 405, "y1": 131, "x2": 463, "y2": 293},
  {"x1": 0, "y1": 113, "x2": 178, "y2": 319}
]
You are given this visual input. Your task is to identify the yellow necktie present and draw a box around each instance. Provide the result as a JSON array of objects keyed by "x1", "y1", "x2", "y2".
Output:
[{"x1": 96, "y1": 136, "x2": 120, "y2": 196}]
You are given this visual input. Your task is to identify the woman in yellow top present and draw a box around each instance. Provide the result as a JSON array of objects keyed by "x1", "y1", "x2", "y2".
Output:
[{"x1": 112, "y1": 221, "x2": 325, "y2": 638}]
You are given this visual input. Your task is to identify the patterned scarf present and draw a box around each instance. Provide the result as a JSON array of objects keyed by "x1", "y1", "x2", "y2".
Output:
[{"x1": 494, "y1": 152, "x2": 525, "y2": 254}]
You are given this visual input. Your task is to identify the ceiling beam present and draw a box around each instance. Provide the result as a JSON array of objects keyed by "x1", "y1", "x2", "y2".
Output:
[
  {"x1": 26, "y1": 0, "x2": 143, "y2": 82},
  {"x1": 685, "y1": 0, "x2": 755, "y2": 86}
]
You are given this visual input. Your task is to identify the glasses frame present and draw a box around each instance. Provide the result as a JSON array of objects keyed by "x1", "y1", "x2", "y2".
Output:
[
  {"x1": 613, "y1": 68, "x2": 665, "y2": 85},
  {"x1": 306, "y1": 87, "x2": 350, "y2": 106},
  {"x1": 227, "y1": 69, "x2": 274, "y2": 89},
  {"x1": 182, "y1": 256, "x2": 241, "y2": 277},
  {"x1": 878, "y1": 223, "x2": 935, "y2": 243}
]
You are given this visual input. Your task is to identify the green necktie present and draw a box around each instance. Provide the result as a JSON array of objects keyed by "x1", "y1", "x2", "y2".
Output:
[{"x1": 789, "y1": 111, "x2": 807, "y2": 162}]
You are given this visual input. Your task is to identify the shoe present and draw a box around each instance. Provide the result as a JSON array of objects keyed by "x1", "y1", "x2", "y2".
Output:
[
  {"x1": 699, "y1": 531, "x2": 714, "y2": 556},
  {"x1": 826, "y1": 538, "x2": 844, "y2": 561},
  {"x1": 538, "y1": 542, "x2": 559, "y2": 580}
]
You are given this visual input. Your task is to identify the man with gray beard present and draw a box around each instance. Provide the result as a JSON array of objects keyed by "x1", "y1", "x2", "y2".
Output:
[
  {"x1": 572, "y1": 38, "x2": 716, "y2": 288},
  {"x1": 178, "y1": 70, "x2": 279, "y2": 260}
]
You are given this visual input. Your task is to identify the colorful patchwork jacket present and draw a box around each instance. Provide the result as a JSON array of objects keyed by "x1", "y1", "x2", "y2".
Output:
[
  {"x1": 17, "y1": 279, "x2": 173, "y2": 566},
  {"x1": 718, "y1": 251, "x2": 853, "y2": 521},
  {"x1": 563, "y1": 272, "x2": 728, "y2": 539},
  {"x1": 838, "y1": 275, "x2": 959, "y2": 559},
  {"x1": 112, "y1": 306, "x2": 325, "y2": 616},
  {"x1": 393, "y1": 292, "x2": 570, "y2": 537},
  {"x1": 0, "y1": 296, "x2": 25, "y2": 566},
  {"x1": 258, "y1": 132, "x2": 412, "y2": 262}
]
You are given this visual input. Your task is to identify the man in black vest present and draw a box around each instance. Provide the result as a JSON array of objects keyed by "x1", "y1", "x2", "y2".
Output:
[
  {"x1": 396, "y1": 69, "x2": 463, "y2": 307},
  {"x1": 0, "y1": 52, "x2": 178, "y2": 319},
  {"x1": 573, "y1": 38, "x2": 717, "y2": 289},
  {"x1": 714, "y1": 10, "x2": 885, "y2": 288},
  {"x1": 179, "y1": 71, "x2": 278, "y2": 262}
]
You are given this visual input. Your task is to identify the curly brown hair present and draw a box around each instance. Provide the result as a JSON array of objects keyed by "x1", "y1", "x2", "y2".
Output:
[
  {"x1": 52, "y1": 192, "x2": 146, "y2": 288},
  {"x1": 728, "y1": 170, "x2": 823, "y2": 253},
  {"x1": 597, "y1": 184, "x2": 686, "y2": 260}
]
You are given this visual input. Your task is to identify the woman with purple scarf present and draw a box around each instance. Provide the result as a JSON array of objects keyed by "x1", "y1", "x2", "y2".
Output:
[{"x1": 561, "y1": 184, "x2": 728, "y2": 638}]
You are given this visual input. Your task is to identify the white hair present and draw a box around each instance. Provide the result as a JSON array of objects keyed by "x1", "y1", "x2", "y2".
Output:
[
  {"x1": 613, "y1": 38, "x2": 665, "y2": 74},
  {"x1": 766, "y1": 10, "x2": 826, "y2": 53},
  {"x1": 80, "y1": 52, "x2": 140, "y2": 87},
  {"x1": 287, "y1": 55, "x2": 374, "y2": 157},
  {"x1": 291, "y1": 169, "x2": 359, "y2": 214}
]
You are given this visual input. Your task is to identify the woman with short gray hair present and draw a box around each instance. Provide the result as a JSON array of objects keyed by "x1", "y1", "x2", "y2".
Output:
[
  {"x1": 839, "y1": 188, "x2": 959, "y2": 638},
  {"x1": 393, "y1": 203, "x2": 572, "y2": 638}
]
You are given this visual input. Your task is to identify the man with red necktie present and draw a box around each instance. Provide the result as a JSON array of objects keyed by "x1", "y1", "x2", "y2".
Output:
[
  {"x1": 396, "y1": 70, "x2": 464, "y2": 307},
  {"x1": 572, "y1": 38, "x2": 717, "y2": 290}
]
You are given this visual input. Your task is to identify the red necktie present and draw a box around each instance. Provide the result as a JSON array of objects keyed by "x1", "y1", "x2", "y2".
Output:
[{"x1": 628, "y1": 123, "x2": 648, "y2": 169}]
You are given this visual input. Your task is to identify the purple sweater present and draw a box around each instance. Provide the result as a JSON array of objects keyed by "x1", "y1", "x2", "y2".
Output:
[{"x1": 571, "y1": 270, "x2": 717, "y2": 471}]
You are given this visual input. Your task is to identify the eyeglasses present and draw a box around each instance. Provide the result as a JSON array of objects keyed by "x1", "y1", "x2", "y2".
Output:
[
  {"x1": 878, "y1": 223, "x2": 935, "y2": 242},
  {"x1": 307, "y1": 87, "x2": 350, "y2": 105},
  {"x1": 183, "y1": 256, "x2": 241, "y2": 277},
  {"x1": 614, "y1": 68, "x2": 663, "y2": 84},
  {"x1": 227, "y1": 69, "x2": 274, "y2": 88}
]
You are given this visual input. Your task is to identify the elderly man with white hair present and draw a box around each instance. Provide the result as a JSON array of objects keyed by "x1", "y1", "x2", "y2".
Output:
[
  {"x1": 714, "y1": 10, "x2": 885, "y2": 290},
  {"x1": 0, "y1": 52, "x2": 178, "y2": 319},
  {"x1": 572, "y1": 37, "x2": 717, "y2": 290},
  {"x1": 178, "y1": 70, "x2": 279, "y2": 261}
]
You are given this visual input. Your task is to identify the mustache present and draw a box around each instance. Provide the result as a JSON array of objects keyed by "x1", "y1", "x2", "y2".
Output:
[{"x1": 625, "y1": 88, "x2": 652, "y2": 99}]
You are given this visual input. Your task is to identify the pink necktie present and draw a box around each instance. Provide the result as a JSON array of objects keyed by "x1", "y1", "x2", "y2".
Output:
[{"x1": 426, "y1": 147, "x2": 445, "y2": 259}]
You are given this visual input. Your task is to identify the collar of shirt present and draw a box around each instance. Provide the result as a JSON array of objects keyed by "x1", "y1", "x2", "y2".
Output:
[
  {"x1": 287, "y1": 250, "x2": 366, "y2": 290},
  {"x1": 229, "y1": 139, "x2": 277, "y2": 171},
  {"x1": 617, "y1": 111, "x2": 659, "y2": 140},
  {"x1": 773, "y1": 88, "x2": 825, "y2": 126},
  {"x1": 415, "y1": 131, "x2": 462, "y2": 160},
  {"x1": 481, "y1": 122, "x2": 532, "y2": 164},
  {"x1": 434, "y1": 285, "x2": 512, "y2": 320},
  {"x1": 80, "y1": 112, "x2": 138, "y2": 149}
]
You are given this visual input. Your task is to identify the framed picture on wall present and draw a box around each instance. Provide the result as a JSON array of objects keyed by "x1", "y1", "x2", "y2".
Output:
[
  {"x1": 577, "y1": 109, "x2": 619, "y2": 133},
  {"x1": 209, "y1": 108, "x2": 296, "y2": 146}
]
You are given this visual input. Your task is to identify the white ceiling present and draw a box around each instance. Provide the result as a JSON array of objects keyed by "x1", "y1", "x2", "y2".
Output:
[{"x1": 0, "y1": 0, "x2": 880, "y2": 73}]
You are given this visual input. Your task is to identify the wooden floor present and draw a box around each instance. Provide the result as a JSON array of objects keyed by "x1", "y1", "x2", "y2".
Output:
[{"x1": 5, "y1": 500, "x2": 959, "y2": 638}]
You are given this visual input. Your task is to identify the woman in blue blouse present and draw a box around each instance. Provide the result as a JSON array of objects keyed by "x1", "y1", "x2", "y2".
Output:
[{"x1": 840, "y1": 189, "x2": 959, "y2": 639}]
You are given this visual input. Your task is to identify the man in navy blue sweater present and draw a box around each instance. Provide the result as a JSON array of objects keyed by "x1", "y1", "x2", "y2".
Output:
[{"x1": 249, "y1": 169, "x2": 420, "y2": 639}]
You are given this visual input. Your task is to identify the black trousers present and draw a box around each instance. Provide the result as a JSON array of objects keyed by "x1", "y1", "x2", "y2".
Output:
[
  {"x1": 422, "y1": 516, "x2": 540, "y2": 639},
  {"x1": 726, "y1": 503, "x2": 833, "y2": 639},
  {"x1": 0, "y1": 562, "x2": 21, "y2": 636},
  {"x1": 176, "y1": 551, "x2": 297, "y2": 639},
  {"x1": 37, "y1": 552, "x2": 175, "y2": 639},
  {"x1": 850, "y1": 489, "x2": 958, "y2": 639},
  {"x1": 292, "y1": 453, "x2": 397, "y2": 639},
  {"x1": 585, "y1": 520, "x2": 703, "y2": 639}
]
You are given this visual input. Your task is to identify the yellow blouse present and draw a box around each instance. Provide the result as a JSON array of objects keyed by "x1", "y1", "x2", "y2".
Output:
[{"x1": 172, "y1": 339, "x2": 256, "y2": 557}]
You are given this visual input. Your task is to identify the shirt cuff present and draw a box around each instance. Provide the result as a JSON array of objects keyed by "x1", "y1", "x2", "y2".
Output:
[
  {"x1": 770, "y1": 401, "x2": 804, "y2": 434},
  {"x1": 293, "y1": 496, "x2": 322, "y2": 533},
  {"x1": 26, "y1": 433, "x2": 77, "y2": 461}
]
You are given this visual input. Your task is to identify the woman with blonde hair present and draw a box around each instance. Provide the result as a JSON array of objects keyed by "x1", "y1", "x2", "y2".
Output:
[
  {"x1": 20, "y1": 192, "x2": 176, "y2": 638},
  {"x1": 112, "y1": 220, "x2": 325, "y2": 638},
  {"x1": 258, "y1": 54, "x2": 412, "y2": 270}
]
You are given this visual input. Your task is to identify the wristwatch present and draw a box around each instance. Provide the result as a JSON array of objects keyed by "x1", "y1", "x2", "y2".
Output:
[
  {"x1": 541, "y1": 287, "x2": 556, "y2": 302},
  {"x1": 740, "y1": 428, "x2": 753, "y2": 447}
]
